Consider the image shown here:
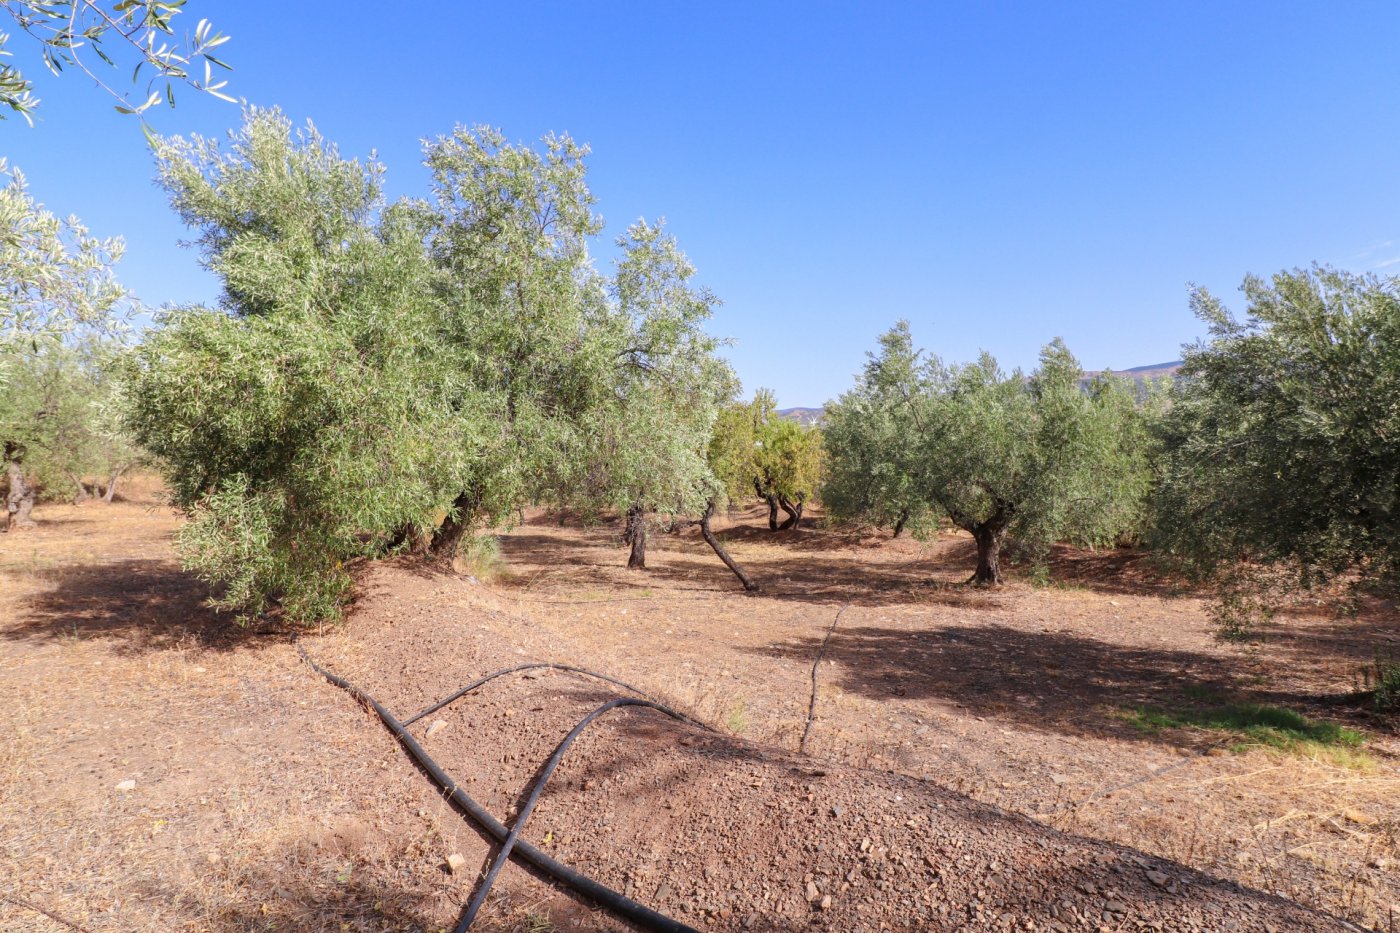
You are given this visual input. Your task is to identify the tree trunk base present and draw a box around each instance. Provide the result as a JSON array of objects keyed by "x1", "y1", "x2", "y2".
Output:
[
  {"x1": 969, "y1": 522, "x2": 1005, "y2": 586},
  {"x1": 429, "y1": 489, "x2": 479, "y2": 570},
  {"x1": 701, "y1": 500, "x2": 759, "y2": 592},
  {"x1": 625, "y1": 505, "x2": 647, "y2": 570},
  {"x1": 967, "y1": 568, "x2": 1003, "y2": 586},
  {"x1": 777, "y1": 495, "x2": 801, "y2": 531},
  {"x1": 6, "y1": 459, "x2": 37, "y2": 531}
]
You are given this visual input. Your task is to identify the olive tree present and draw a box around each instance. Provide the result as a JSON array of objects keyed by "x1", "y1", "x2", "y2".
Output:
[
  {"x1": 0, "y1": 0, "x2": 232, "y2": 123},
  {"x1": 820, "y1": 369, "x2": 930, "y2": 538},
  {"x1": 825, "y1": 322, "x2": 1150, "y2": 584},
  {"x1": 568, "y1": 219, "x2": 734, "y2": 571},
  {"x1": 754, "y1": 415, "x2": 824, "y2": 530},
  {"x1": 127, "y1": 110, "x2": 477, "y2": 620},
  {"x1": 709, "y1": 389, "x2": 824, "y2": 531},
  {"x1": 1, "y1": 160, "x2": 129, "y2": 528},
  {"x1": 1153, "y1": 267, "x2": 1400, "y2": 613},
  {"x1": 3, "y1": 337, "x2": 141, "y2": 508},
  {"x1": 129, "y1": 110, "x2": 744, "y2": 619},
  {"x1": 415, "y1": 125, "x2": 642, "y2": 564}
]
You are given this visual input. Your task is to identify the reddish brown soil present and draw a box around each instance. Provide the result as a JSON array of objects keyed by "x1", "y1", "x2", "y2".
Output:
[
  {"x1": 1, "y1": 492, "x2": 1395, "y2": 932},
  {"x1": 485, "y1": 508, "x2": 1399, "y2": 930}
]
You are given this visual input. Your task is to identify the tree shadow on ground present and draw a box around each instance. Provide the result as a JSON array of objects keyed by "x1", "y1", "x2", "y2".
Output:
[
  {"x1": 495, "y1": 525, "x2": 1012, "y2": 609},
  {"x1": 1261, "y1": 598, "x2": 1400, "y2": 665},
  {"x1": 1038, "y1": 544, "x2": 1196, "y2": 599},
  {"x1": 1246, "y1": 601, "x2": 1400, "y2": 720},
  {"x1": 498, "y1": 532, "x2": 619, "y2": 571},
  {"x1": 745, "y1": 622, "x2": 1325, "y2": 746},
  {"x1": 712, "y1": 519, "x2": 883, "y2": 554},
  {"x1": 0, "y1": 558, "x2": 294, "y2": 655},
  {"x1": 2, "y1": 513, "x2": 103, "y2": 531},
  {"x1": 151, "y1": 843, "x2": 601, "y2": 933},
  {"x1": 740, "y1": 543, "x2": 1012, "y2": 609}
]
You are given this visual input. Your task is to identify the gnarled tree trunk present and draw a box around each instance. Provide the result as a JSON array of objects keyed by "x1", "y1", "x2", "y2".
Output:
[
  {"x1": 5, "y1": 457, "x2": 37, "y2": 531},
  {"x1": 624, "y1": 503, "x2": 647, "y2": 570},
  {"x1": 102, "y1": 466, "x2": 128, "y2": 503},
  {"x1": 70, "y1": 473, "x2": 92, "y2": 504},
  {"x1": 430, "y1": 488, "x2": 481, "y2": 568},
  {"x1": 755, "y1": 477, "x2": 779, "y2": 531},
  {"x1": 384, "y1": 522, "x2": 431, "y2": 557},
  {"x1": 700, "y1": 499, "x2": 759, "y2": 592},
  {"x1": 777, "y1": 494, "x2": 803, "y2": 531},
  {"x1": 970, "y1": 524, "x2": 1004, "y2": 585}
]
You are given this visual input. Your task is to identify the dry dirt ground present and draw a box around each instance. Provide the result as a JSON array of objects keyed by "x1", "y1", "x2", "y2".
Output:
[{"x1": 1, "y1": 487, "x2": 1396, "y2": 932}]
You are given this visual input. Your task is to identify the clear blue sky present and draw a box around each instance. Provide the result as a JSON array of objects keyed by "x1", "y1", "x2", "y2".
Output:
[{"x1": 6, "y1": 3, "x2": 1400, "y2": 407}]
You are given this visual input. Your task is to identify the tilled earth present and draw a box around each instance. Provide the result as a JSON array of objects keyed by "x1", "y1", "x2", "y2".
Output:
[
  {"x1": 1, "y1": 494, "x2": 1390, "y2": 932},
  {"x1": 299, "y1": 565, "x2": 1357, "y2": 932},
  {"x1": 490, "y1": 510, "x2": 1400, "y2": 929}
]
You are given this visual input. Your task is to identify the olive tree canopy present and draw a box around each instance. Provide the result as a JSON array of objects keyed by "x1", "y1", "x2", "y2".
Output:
[
  {"x1": 1153, "y1": 267, "x2": 1400, "y2": 603},
  {"x1": 824, "y1": 322, "x2": 1150, "y2": 583},
  {"x1": 1, "y1": 0, "x2": 232, "y2": 123},
  {"x1": 2, "y1": 160, "x2": 131, "y2": 530},
  {"x1": 128, "y1": 109, "x2": 739, "y2": 620}
]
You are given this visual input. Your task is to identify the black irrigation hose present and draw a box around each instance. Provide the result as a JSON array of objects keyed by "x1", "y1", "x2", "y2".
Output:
[
  {"x1": 456, "y1": 696, "x2": 694, "y2": 932},
  {"x1": 296, "y1": 644, "x2": 701, "y2": 933},
  {"x1": 0, "y1": 893, "x2": 91, "y2": 932},
  {"x1": 800, "y1": 602, "x2": 850, "y2": 754},
  {"x1": 403, "y1": 661, "x2": 707, "y2": 730},
  {"x1": 1046, "y1": 737, "x2": 1233, "y2": 815}
]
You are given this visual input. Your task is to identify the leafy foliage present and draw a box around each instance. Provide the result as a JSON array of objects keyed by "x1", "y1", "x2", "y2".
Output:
[
  {"x1": 821, "y1": 355, "x2": 932, "y2": 536},
  {"x1": 570, "y1": 219, "x2": 735, "y2": 528},
  {"x1": 1152, "y1": 268, "x2": 1400, "y2": 612},
  {"x1": 824, "y1": 321, "x2": 1151, "y2": 582},
  {"x1": 755, "y1": 414, "x2": 823, "y2": 508},
  {"x1": 418, "y1": 125, "x2": 655, "y2": 536},
  {"x1": 707, "y1": 389, "x2": 824, "y2": 523},
  {"x1": 0, "y1": 159, "x2": 128, "y2": 351},
  {"x1": 2, "y1": 160, "x2": 132, "y2": 529},
  {"x1": 2, "y1": 336, "x2": 141, "y2": 494},
  {"x1": 0, "y1": 0, "x2": 231, "y2": 123},
  {"x1": 128, "y1": 109, "x2": 735, "y2": 620},
  {"x1": 128, "y1": 111, "x2": 475, "y2": 619},
  {"x1": 706, "y1": 395, "x2": 763, "y2": 509}
]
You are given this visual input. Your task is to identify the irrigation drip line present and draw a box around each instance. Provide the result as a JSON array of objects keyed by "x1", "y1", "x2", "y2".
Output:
[
  {"x1": 403, "y1": 661, "x2": 707, "y2": 730},
  {"x1": 1047, "y1": 738, "x2": 1233, "y2": 815},
  {"x1": 1, "y1": 893, "x2": 92, "y2": 932},
  {"x1": 800, "y1": 602, "x2": 850, "y2": 754},
  {"x1": 296, "y1": 644, "x2": 702, "y2": 933},
  {"x1": 455, "y1": 696, "x2": 695, "y2": 932}
]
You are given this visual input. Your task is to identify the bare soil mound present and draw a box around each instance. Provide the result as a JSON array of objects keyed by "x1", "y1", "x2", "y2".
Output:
[
  {"x1": 298, "y1": 562, "x2": 1357, "y2": 932},
  {"x1": 2, "y1": 494, "x2": 1385, "y2": 932}
]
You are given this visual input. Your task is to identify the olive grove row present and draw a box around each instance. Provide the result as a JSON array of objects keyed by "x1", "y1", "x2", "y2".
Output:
[{"x1": 4, "y1": 109, "x2": 1398, "y2": 637}]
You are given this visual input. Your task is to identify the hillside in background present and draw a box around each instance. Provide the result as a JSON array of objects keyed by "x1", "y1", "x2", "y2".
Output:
[
  {"x1": 775, "y1": 406, "x2": 825, "y2": 426},
  {"x1": 779, "y1": 361, "x2": 1182, "y2": 424},
  {"x1": 1086, "y1": 360, "x2": 1183, "y2": 381}
]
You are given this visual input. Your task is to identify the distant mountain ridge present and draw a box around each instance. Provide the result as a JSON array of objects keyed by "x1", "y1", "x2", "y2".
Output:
[
  {"x1": 776, "y1": 361, "x2": 1183, "y2": 425},
  {"x1": 775, "y1": 407, "x2": 825, "y2": 426},
  {"x1": 1086, "y1": 360, "x2": 1182, "y2": 380}
]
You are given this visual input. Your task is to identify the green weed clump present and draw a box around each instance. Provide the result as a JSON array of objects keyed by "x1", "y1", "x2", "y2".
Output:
[
  {"x1": 1120, "y1": 702, "x2": 1370, "y2": 768},
  {"x1": 1358, "y1": 652, "x2": 1400, "y2": 713},
  {"x1": 458, "y1": 534, "x2": 504, "y2": 582}
]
